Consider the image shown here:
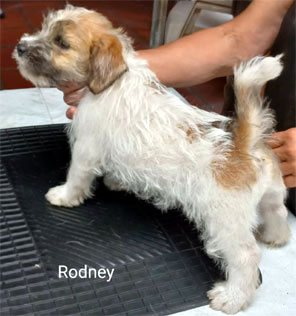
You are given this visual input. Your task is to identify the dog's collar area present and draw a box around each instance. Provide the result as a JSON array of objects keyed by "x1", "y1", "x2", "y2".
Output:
[{"x1": 89, "y1": 67, "x2": 129, "y2": 95}]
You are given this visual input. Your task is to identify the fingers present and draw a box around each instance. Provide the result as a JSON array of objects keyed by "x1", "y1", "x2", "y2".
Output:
[
  {"x1": 267, "y1": 131, "x2": 285, "y2": 149},
  {"x1": 272, "y1": 146, "x2": 286, "y2": 161},
  {"x1": 66, "y1": 107, "x2": 77, "y2": 120},
  {"x1": 57, "y1": 82, "x2": 87, "y2": 119},
  {"x1": 279, "y1": 161, "x2": 296, "y2": 176},
  {"x1": 63, "y1": 87, "x2": 87, "y2": 107},
  {"x1": 278, "y1": 160, "x2": 296, "y2": 189},
  {"x1": 283, "y1": 175, "x2": 296, "y2": 189},
  {"x1": 271, "y1": 128, "x2": 296, "y2": 188},
  {"x1": 58, "y1": 81, "x2": 85, "y2": 93},
  {"x1": 270, "y1": 129, "x2": 296, "y2": 161}
]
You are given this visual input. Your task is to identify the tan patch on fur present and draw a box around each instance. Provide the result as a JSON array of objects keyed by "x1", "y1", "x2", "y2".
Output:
[
  {"x1": 179, "y1": 121, "x2": 233, "y2": 145},
  {"x1": 50, "y1": 11, "x2": 127, "y2": 90},
  {"x1": 50, "y1": 18, "x2": 90, "y2": 76},
  {"x1": 89, "y1": 33, "x2": 127, "y2": 94},
  {"x1": 185, "y1": 127, "x2": 198, "y2": 144},
  {"x1": 212, "y1": 121, "x2": 257, "y2": 190},
  {"x1": 177, "y1": 124, "x2": 199, "y2": 144}
]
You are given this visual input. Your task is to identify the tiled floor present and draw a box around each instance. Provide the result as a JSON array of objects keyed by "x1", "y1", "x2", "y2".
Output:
[{"x1": 0, "y1": 0, "x2": 225, "y2": 113}]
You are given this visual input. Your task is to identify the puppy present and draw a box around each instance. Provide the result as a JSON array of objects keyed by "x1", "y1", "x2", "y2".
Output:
[{"x1": 14, "y1": 5, "x2": 291, "y2": 314}]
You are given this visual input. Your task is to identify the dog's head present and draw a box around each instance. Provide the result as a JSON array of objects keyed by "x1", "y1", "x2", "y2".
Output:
[{"x1": 13, "y1": 5, "x2": 127, "y2": 94}]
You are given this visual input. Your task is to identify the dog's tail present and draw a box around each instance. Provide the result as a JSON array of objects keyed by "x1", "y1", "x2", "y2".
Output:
[{"x1": 233, "y1": 55, "x2": 283, "y2": 152}]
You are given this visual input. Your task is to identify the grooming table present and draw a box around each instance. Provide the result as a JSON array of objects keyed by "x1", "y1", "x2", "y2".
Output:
[{"x1": 0, "y1": 124, "x2": 223, "y2": 315}]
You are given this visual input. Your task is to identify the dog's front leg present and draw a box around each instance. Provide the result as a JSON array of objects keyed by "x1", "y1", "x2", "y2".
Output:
[{"x1": 46, "y1": 140, "x2": 100, "y2": 207}]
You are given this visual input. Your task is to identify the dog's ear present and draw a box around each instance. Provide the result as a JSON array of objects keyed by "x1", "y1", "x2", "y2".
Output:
[{"x1": 88, "y1": 34, "x2": 127, "y2": 94}]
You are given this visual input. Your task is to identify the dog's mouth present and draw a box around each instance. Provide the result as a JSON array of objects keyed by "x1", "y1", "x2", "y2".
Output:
[{"x1": 13, "y1": 41, "x2": 61, "y2": 88}]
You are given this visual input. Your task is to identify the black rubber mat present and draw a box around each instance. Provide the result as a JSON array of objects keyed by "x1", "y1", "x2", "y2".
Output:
[{"x1": 0, "y1": 124, "x2": 223, "y2": 316}]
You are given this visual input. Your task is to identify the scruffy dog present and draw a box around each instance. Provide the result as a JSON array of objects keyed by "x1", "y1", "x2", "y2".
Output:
[{"x1": 14, "y1": 5, "x2": 291, "y2": 314}]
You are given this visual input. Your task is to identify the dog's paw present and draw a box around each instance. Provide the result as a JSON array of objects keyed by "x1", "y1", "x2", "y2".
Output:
[
  {"x1": 256, "y1": 222, "x2": 291, "y2": 248},
  {"x1": 208, "y1": 282, "x2": 250, "y2": 314},
  {"x1": 260, "y1": 232, "x2": 291, "y2": 248},
  {"x1": 103, "y1": 176, "x2": 125, "y2": 192},
  {"x1": 45, "y1": 185, "x2": 85, "y2": 207}
]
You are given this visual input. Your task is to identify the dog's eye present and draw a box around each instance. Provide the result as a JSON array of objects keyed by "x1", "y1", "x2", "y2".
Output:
[{"x1": 54, "y1": 35, "x2": 70, "y2": 49}]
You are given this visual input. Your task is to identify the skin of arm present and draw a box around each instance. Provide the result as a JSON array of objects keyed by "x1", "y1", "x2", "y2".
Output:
[
  {"x1": 137, "y1": 0, "x2": 293, "y2": 87},
  {"x1": 62, "y1": 0, "x2": 293, "y2": 105}
]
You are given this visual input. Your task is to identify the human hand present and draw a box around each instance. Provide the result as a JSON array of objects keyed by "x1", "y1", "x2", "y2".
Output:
[
  {"x1": 58, "y1": 82, "x2": 87, "y2": 119},
  {"x1": 269, "y1": 128, "x2": 296, "y2": 188}
]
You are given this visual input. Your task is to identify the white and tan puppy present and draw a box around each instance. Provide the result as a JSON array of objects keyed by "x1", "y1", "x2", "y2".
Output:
[{"x1": 14, "y1": 5, "x2": 290, "y2": 314}]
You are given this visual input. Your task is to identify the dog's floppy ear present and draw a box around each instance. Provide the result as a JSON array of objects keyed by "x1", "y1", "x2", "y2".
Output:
[{"x1": 88, "y1": 34, "x2": 127, "y2": 94}]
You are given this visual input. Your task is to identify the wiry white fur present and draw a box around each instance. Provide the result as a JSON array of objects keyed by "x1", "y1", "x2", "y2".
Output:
[
  {"x1": 47, "y1": 51, "x2": 290, "y2": 314},
  {"x1": 15, "y1": 6, "x2": 291, "y2": 314},
  {"x1": 234, "y1": 55, "x2": 283, "y2": 149},
  {"x1": 69, "y1": 54, "x2": 234, "y2": 209}
]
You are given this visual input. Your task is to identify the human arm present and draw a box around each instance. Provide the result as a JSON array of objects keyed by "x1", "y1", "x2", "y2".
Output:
[{"x1": 137, "y1": 0, "x2": 293, "y2": 87}]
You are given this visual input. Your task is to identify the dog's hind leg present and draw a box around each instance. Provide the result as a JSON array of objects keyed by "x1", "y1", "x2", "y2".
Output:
[
  {"x1": 46, "y1": 139, "x2": 100, "y2": 207},
  {"x1": 202, "y1": 202, "x2": 261, "y2": 314},
  {"x1": 103, "y1": 174, "x2": 125, "y2": 192},
  {"x1": 257, "y1": 187, "x2": 291, "y2": 247}
]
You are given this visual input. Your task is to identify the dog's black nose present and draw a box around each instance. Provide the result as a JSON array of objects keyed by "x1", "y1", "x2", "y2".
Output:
[{"x1": 17, "y1": 43, "x2": 26, "y2": 57}]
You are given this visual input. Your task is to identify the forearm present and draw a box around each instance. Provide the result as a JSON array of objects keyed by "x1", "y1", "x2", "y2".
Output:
[
  {"x1": 138, "y1": 0, "x2": 293, "y2": 87},
  {"x1": 138, "y1": 25, "x2": 236, "y2": 86}
]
